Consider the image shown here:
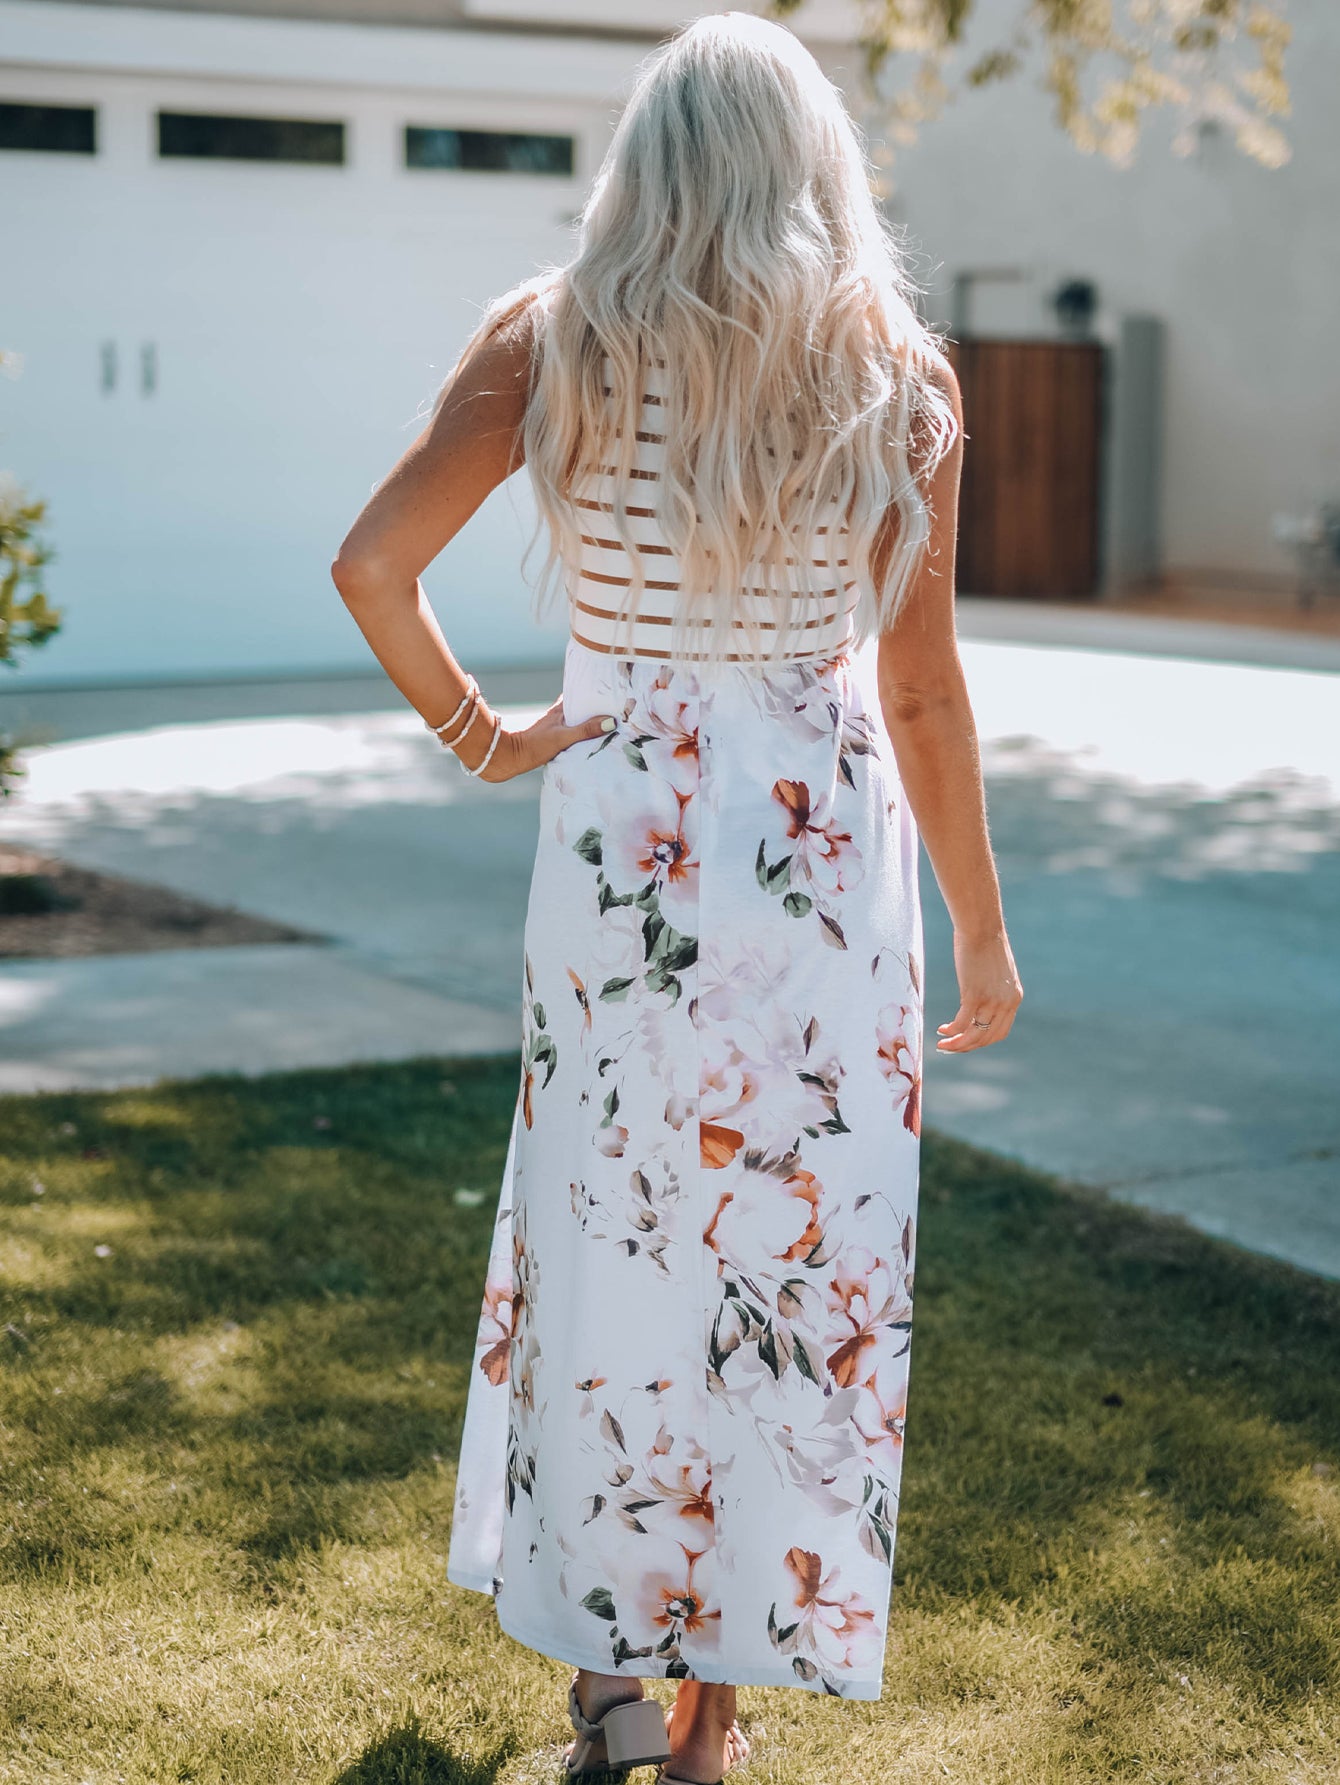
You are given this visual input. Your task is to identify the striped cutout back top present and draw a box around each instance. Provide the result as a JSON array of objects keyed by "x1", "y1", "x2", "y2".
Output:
[{"x1": 562, "y1": 357, "x2": 859, "y2": 663}]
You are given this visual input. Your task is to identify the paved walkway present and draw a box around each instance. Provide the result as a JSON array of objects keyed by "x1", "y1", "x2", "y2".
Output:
[{"x1": 2, "y1": 603, "x2": 1337, "y2": 1278}]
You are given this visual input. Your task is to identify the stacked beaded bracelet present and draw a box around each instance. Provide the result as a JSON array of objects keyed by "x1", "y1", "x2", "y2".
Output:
[
  {"x1": 424, "y1": 677, "x2": 480, "y2": 748},
  {"x1": 462, "y1": 711, "x2": 504, "y2": 779},
  {"x1": 423, "y1": 676, "x2": 504, "y2": 778}
]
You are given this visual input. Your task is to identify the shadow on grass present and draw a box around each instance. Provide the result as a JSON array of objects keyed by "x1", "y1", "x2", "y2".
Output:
[{"x1": 332, "y1": 1716, "x2": 511, "y2": 1785}]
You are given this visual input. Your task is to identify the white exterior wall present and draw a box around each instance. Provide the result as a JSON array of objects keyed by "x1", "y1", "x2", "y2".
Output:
[
  {"x1": 2, "y1": 0, "x2": 1336, "y2": 687},
  {"x1": 0, "y1": 3, "x2": 637, "y2": 684},
  {"x1": 830, "y1": 0, "x2": 1340, "y2": 586}
]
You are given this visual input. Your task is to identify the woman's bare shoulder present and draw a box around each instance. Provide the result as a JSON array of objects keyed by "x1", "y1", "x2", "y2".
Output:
[{"x1": 441, "y1": 275, "x2": 560, "y2": 419}]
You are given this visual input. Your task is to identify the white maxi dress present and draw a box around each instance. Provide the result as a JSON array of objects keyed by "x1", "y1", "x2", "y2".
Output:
[{"x1": 447, "y1": 364, "x2": 924, "y2": 1701}]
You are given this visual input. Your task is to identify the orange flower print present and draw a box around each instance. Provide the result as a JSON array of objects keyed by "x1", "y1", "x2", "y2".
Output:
[
  {"x1": 602, "y1": 781, "x2": 700, "y2": 929},
  {"x1": 875, "y1": 1001, "x2": 921, "y2": 1136},
  {"x1": 771, "y1": 779, "x2": 863, "y2": 899},
  {"x1": 643, "y1": 1445, "x2": 715, "y2": 1533},
  {"x1": 824, "y1": 1249, "x2": 912, "y2": 1389},
  {"x1": 633, "y1": 675, "x2": 700, "y2": 795},
  {"x1": 475, "y1": 1271, "x2": 513, "y2": 1387},
  {"x1": 637, "y1": 1543, "x2": 721, "y2": 1646},
  {"x1": 853, "y1": 1353, "x2": 909, "y2": 1464},
  {"x1": 704, "y1": 1154, "x2": 826, "y2": 1274},
  {"x1": 700, "y1": 1121, "x2": 745, "y2": 1168},
  {"x1": 772, "y1": 1547, "x2": 880, "y2": 1680}
]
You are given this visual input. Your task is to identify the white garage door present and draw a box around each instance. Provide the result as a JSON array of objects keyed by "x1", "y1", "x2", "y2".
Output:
[{"x1": 2, "y1": 69, "x2": 592, "y2": 684}]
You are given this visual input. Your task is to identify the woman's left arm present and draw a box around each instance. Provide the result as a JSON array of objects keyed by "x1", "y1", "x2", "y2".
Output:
[{"x1": 331, "y1": 301, "x2": 611, "y2": 779}]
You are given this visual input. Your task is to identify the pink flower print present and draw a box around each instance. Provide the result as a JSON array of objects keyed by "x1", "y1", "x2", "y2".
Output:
[
  {"x1": 704, "y1": 1158, "x2": 824, "y2": 1271},
  {"x1": 475, "y1": 1270, "x2": 512, "y2": 1387},
  {"x1": 601, "y1": 780, "x2": 699, "y2": 930},
  {"x1": 635, "y1": 676, "x2": 700, "y2": 795},
  {"x1": 771, "y1": 779, "x2": 864, "y2": 900},
  {"x1": 664, "y1": 1092, "x2": 694, "y2": 1131},
  {"x1": 596, "y1": 1123, "x2": 630, "y2": 1158},
  {"x1": 824, "y1": 1249, "x2": 912, "y2": 1390},
  {"x1": 699, "y1": 1032, "x2": 765, "y2": 1136},
  {"x1": 643, "y1": 1446, "x2": 715, "y2": 1534},
  {"x1": 637, "y1": 1544, "x2": 720, "y2": 1646},
  {"x1": 876, "y1": 1002, "x2": 921, "y2": 1137},
  {"x1": 852, "y1": 1351, "x2": 909, "y2": 1465},
  {"x1": 779, "y1": 1547, "x2": 881, "y2": 1677}
]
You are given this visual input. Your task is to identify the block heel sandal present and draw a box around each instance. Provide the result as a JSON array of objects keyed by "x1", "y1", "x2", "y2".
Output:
[{"x1": 565, "y1": 1679, "x2": 673, "y2": 1775}]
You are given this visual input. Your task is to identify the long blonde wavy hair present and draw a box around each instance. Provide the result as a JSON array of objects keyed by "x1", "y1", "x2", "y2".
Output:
[{"x1": 451, "y1": 10, "x2": 959, "y2": 665}]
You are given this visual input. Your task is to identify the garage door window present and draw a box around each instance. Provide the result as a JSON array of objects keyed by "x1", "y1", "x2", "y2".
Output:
[
  {"x1": 0, "y1": 102, "x2": 96, "y2": 154},
  {"x1": 158, "y1": 112, "x2": 345, "y2": 165},
  {"x1": 405, "y1": 127, "x2": 573, "y2": 176}
]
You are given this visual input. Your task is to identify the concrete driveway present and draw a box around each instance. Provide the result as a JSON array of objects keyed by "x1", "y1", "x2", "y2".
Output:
[{"x1": 2, "y1": 602, "x2": 1337, "y2": 1278}]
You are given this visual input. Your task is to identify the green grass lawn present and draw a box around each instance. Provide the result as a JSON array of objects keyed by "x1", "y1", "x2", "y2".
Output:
[{"x1": 2, "y1": 1056, "x2": 1339, "y2": 1785}]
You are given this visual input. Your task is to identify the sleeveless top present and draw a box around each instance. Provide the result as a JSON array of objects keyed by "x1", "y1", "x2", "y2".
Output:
[{"x1": 563, "y1": 357, "x2": 859, "y2": 664}]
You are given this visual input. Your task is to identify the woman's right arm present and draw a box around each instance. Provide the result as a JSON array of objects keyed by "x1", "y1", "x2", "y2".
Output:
[{"x1": 876, "y1": 362, "x2": 1023, "y2": 1054}]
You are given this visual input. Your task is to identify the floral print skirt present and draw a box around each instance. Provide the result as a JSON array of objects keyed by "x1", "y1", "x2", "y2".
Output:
[{"x1": 446, "y1": 635, "x2": 924, "y2": 1699}]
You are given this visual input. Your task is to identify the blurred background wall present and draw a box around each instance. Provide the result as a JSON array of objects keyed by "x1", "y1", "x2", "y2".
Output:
[{"x1": 2, "y1": 0, "x2": 1336, "y2": 685}]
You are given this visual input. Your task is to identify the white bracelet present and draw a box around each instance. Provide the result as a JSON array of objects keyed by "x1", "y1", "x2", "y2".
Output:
[
  {"x1": 442, "y1": 694, "x2": 484, "y2": 751},
  {"x1": 461, "y1": 711, "x2": 504, "y2": 778},
  {"x1": 424, "y1": 677, "x2": 478, "y2": 742}
]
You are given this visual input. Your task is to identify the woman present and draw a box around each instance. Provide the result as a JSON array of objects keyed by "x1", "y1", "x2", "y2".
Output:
[{"x1": 333, "y1": 13, "x2": 1021, "y2": 1781}]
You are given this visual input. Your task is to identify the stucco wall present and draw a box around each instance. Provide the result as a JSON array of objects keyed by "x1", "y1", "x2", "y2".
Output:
[{"x1": 821, "y1": 0, "x2": 1340, "y2": 584}]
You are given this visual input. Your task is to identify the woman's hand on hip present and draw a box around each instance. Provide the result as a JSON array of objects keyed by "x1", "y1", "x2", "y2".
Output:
[
  {"x1": 469, "y1": 698, "x2": 615, "y2": 783},
  {"x1": 936, "y1": 928, "x2": 1023, "y2": 1053}
]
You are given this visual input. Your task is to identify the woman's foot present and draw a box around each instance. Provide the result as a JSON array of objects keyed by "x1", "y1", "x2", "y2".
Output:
[
  {"x1": 661, "y1": 1682, "x2": 748, "y2": 1783},
  {"x1": 564, "y1": 1669, "x2": 648, "y2": 1773}
]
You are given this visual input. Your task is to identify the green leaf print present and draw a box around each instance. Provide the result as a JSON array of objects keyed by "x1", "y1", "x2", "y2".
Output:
[
  {"x1": 658, "y1": 931, "x2": 698, "y2": 975},
  {"x1": 782, "y1": 890, "x2": 813, "y2": 919},
  {"x1": 597, "y1": 875, "x2": 638, "y2": 914},
  {"x1": 573, "y1": 827, "x2": 604, "y2": 867},
  {"x1": 612, "y1": 1636, "x2": 656, "y2": 1664},
  {"x1": 599, "y1": 976, "x2": 636, "y2": 1003},
  {"x1": 792, "y1": 1337, "x2": 822, "y2": 1385},
  {"x1": 581, "y1": 1586, "x2": 617, "y2": 1621}
]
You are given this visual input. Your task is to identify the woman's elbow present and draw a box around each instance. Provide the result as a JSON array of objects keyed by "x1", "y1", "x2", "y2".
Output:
[
  {"x1": 877, "y1": 675, "x2": 963, "y2": 728},
  {"x1": 330, "y1": 545, "x2": 384, "y2": 610}
]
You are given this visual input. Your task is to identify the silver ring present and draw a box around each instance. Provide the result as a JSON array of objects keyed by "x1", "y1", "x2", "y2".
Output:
[{"x1": 971, "y1": 1017, "x2": 993, "y2": 1028}]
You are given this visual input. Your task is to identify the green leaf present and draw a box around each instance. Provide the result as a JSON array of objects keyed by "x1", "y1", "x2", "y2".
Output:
[
  {"x1": 782, "y1": 890, "x2": 812, "y2": 919},
  {"x1": 581, "y1": 1586, "x2": 617, "y2": 1621},
  {"x1": 658, "y1": 931, "x2": 698, "y2": 975},
  {"x1": 573, "y1": 827, "x2": 604, "y2": 866},
  {"x1": 599, "y1": 975, "x2": 635, "y2": 1003},
  {"x1": 792, "y1": 1338, "x2": 821, "y2": 1385},
  {"x1": 642, "y1": 908, "x2": 666, "y2": 959}
]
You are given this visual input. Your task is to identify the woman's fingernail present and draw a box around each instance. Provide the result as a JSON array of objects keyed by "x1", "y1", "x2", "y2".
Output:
[{"x1": 600, "y1": 716, "x2": 616, "y2": 732}]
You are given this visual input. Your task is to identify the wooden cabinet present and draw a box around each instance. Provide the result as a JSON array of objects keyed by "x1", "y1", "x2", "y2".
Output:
[{"x1": 947, "y1": 338, "x2": 1104, "y2": 599}]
